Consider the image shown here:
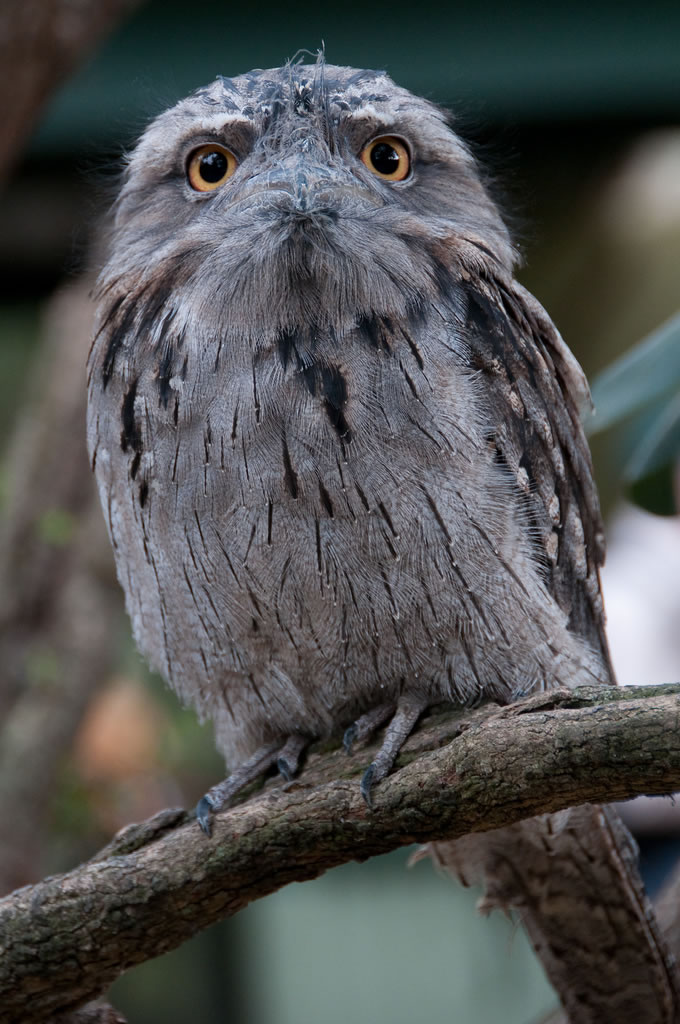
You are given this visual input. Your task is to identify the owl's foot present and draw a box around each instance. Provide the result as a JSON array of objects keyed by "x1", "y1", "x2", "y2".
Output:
[
  {"x1": 196, "y1": 738, "x2": 296, "y2": 836},
  {"x1": 196, "y1": 694, "x2": 428, "y2": 833},
  {"x1": 343, "y1": 703, "x2": 396, "y2": 755},
  {"x1": 360, "y1": 697, "x2": 429, "y2": 808},
  {"x1": 276, "y1": 734, "x2": 308, "y2": 781}
]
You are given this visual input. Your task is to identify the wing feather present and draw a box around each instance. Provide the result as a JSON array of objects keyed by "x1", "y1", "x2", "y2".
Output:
[{"x1": 462, "y1": 274, "x2": 614, "y2": 680}]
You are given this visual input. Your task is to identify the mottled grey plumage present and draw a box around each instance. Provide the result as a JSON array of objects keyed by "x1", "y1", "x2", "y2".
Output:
[{"x1": 87, "y1": 59, "x2": 613, "y2": 828}]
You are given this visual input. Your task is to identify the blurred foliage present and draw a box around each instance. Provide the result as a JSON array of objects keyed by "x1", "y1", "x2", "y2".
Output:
[
  {"x1": 589, "y1": 312, "x2": 680, "y2": 516},
  {"x1": 37, "y1": 507, "x2": 77, "y2": 546},
  {"x1": 0, "y1": 306, "x2": 40, "y2": 521},
  {"x1": 0, "y1": 305, "x2": 40, "y2": 430}
]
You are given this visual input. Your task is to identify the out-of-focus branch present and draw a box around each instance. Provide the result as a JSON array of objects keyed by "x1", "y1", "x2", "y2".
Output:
[
  {"x1": 1, "y1": 683, "x2": 680, "y2": 1024},
  {"x1": 433, "y1": 805, "x2": 679, "y2": 1023},
  {"x1": 655, "y1": 847, "x2": 680, "y2": 964},
  {"x1": 0, "y1": 281, "x2": 121, "y2": 894},
  {"x1": 0, "y1": 0, "x2": 144, "y2": 182}
]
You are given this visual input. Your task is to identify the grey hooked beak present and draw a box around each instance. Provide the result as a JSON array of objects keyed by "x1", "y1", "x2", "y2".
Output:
[{"x1": 229, "y1": 151, "x2": 384, "y2": 218}]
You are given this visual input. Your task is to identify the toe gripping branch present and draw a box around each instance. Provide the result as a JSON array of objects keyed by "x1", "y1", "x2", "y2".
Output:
[
  {"x1": 195, "y1": 697, "x2": 428, "y2": 834},
  {"x1": 195, "y1": 734, "x2": 310, "y2": 835},
  {"x1": 353, "y1": 698, "x2": 428, "y2": 808}
]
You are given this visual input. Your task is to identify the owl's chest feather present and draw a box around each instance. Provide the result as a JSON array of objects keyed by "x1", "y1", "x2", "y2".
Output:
[{"x1": 89, "y1": 310, "x2": 602, "y2": 760}]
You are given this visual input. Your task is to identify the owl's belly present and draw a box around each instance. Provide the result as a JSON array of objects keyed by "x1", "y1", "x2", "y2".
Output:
[
  {"x1": 134, "y1": 475, "x2": 461, "y2": 749},
  {"x1": 104, "y1": 421, "x2": 600, "y2": 767}
]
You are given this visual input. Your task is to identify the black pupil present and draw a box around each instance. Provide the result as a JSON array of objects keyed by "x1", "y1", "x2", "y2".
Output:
[
  {"x1": 370, "y1": 142, "x2": 400, "y2": 175},
  {"x1": 199, "y1": 150, "x2": 228, "y2": 182}
]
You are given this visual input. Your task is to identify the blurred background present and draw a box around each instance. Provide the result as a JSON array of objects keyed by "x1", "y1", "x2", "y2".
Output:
[{"x1": 1, "y1": 1, "x2": 679, "y2": 1021}]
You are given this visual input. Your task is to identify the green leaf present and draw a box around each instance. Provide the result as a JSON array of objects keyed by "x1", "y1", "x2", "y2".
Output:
[
  {"x1": 587, "y1": 312, "x2": 680, "y2": 434},
  {"x1": 586, "y1": 312, "x2": 680, "y2": 516},
  {"x1": 623, "y1": 390, "x2": 680, "y2": 482}
]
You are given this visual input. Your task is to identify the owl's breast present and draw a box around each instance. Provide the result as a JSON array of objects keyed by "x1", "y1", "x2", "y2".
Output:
[
  {"x1": 92, "y1": 310, "x2": 467, "y2": 630},
  {"x1": 89, "y1": 304, "x2": 585, "y2": 753}
]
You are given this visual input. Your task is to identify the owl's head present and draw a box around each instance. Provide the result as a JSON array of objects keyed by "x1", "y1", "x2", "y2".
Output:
[{"x1": 100, "y1": 59, "x2": 514, "y2": 339}]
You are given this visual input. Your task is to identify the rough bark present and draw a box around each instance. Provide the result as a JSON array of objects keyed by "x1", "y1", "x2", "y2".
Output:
[
  {"x1": 1, "y1": 683, "x2": 680, "y2": 1023},
  {"x1": 0, "y1": 0, "x2": 144, "y2": 182}
]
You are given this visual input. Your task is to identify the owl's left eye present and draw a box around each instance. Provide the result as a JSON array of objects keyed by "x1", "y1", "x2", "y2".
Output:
[
  {"x1": 360, "y1": 136, "x2": 411, "y2": 182},
  {"x1": 187, "y1": 144, "x2": 238, "y2": 192}
]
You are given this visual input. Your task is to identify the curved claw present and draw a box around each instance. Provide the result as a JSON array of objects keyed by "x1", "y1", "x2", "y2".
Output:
[
  {"x1": 343, "y1": 724, "x2": 358, "y2": 756},
  {"x1": 360, "y1": 763, "x2": 376, "y2": 808},
  {"x1": 276, "y1": 734, "x2": 307, "y2": 782},
  {"x1": 357, "y1": 697, "x2": 429, "y2": 808},
  {"x1": 196, "y1": 795, "x2": 215, "y2": 837},
  {"x1": 193, "y1": 739, "x2": 284, "y2": 836},
  {"x1": 343, "y1": 703, "x2": 396, "y2": 757}
]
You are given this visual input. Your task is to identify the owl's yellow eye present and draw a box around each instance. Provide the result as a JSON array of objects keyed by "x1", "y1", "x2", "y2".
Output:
[
  {"x1": 360, "y1": 136, "x2": 411, "y2": 181},
  {"x1": 187, "y1": 144, "x2": 237, "y2": 192}
]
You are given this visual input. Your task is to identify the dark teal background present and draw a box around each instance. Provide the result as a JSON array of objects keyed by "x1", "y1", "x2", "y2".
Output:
[{"x1": 31, "y1": 0, "x2": 680, "y2": 153}]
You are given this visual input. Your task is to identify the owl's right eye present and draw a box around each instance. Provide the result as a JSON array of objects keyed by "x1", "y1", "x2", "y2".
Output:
[{"x1": 187, "y1": 144, "x2": 238, "y2": 192}]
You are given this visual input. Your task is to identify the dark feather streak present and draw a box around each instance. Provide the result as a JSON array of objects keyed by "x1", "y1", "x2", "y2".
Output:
[
  {"x1": 321, "y1": 365, "x2": 351, "y2": 440},
  {"x1": 120, "y1": 378, "x2": 143, "y2": 469},
  {"x1": 319, "y1": 482, "x2": 334, "y2": 517},
  {"x1": 282, "y1": 436, "x2": 299, "y2": 498}
]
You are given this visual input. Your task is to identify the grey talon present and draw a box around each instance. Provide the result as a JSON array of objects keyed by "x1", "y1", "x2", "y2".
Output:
[
  {"x1": 196, "y1": 796, "x2": 215, "y2": 837},
  {"x1": 360, "y1": 763, "x2": 376, "y2": 809},
  {"x1": 343, "y1": 725, "x2": 358, "y2": 756}
]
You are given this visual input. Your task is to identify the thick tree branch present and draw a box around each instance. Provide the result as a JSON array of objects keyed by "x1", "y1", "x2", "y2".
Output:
[{"x1": 1, "y1": 683, "x2": 679, "y2": 1023}]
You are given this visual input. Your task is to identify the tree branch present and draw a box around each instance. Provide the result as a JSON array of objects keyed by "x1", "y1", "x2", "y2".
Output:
[{"x1": 2, "y1": 683, "x2": 679, "y2": 1023}]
